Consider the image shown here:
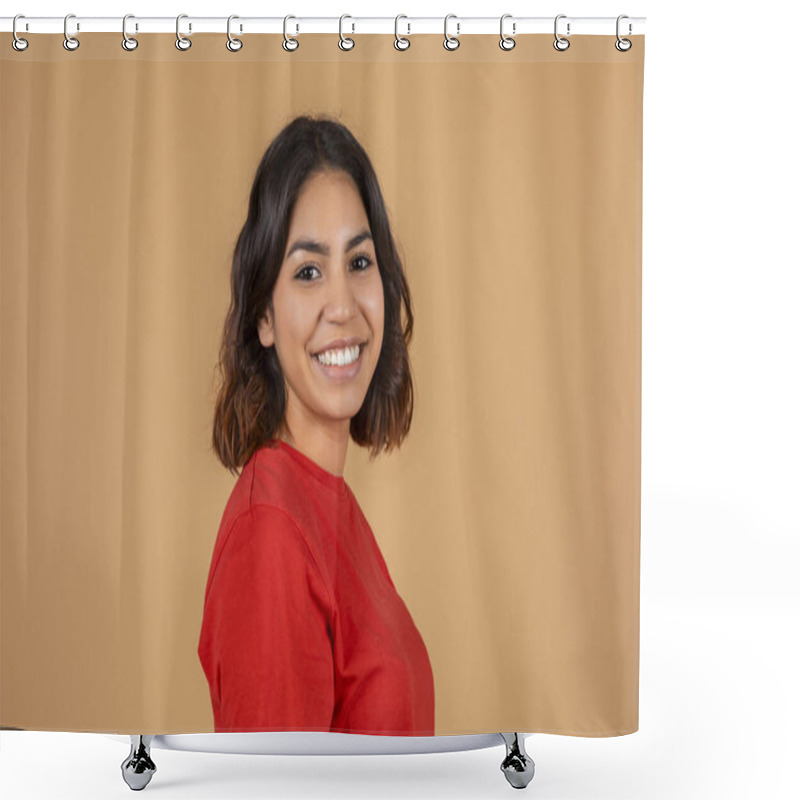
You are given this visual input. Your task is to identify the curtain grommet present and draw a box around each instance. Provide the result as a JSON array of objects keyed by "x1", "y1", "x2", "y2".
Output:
[
  {"x1": 615, "y1": 15, "x2": 632, "y2": 51},
  {"x1": 283, "y1": 15, "x2": 299, "y2": 51},
  {"x1": 339, "y1": 14, "x2": 355, "y2": 51},
  {"x1": 63, "y1": 13, "x2": 80, "y2": 51},
  {"x1": 175, "y1": 14, "x2": 192, "y2": 51},
  {"x1": 499, "y1": 14, "x2": 516, "y2": 50},
  {"x1": 226, "y1": 15, "x2": 243, "y2": 52},
  {"x1": 121, "y1": 14, "x2": 138, "y2": 51},
  {"x1": 443, "y1": 14, "x2": 460, "y2": 51},
  {"x1": 553, "y1": 14, "x2": 570, "y2": 51},
  {"x1": 12, "y1": 14, "x2": 29, "y2": 51},
  {"x1": 394, "y1": 15, "x2": 410, "y2": 51}
]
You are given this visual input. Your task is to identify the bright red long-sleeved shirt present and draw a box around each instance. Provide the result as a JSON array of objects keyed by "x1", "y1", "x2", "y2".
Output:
[{"x1": 198, "y1": 438, "x2": 435, "y2": 735}]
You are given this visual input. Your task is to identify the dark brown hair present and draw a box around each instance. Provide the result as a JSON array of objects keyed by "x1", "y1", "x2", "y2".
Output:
[{"x1": 211, "y1": 114, "x2": 414, "y2": 475}]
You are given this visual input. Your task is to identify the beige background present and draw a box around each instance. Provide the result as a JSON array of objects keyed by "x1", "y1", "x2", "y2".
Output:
[{"x1": 1, "y1": 32, "x2": 644, "y2": 736}]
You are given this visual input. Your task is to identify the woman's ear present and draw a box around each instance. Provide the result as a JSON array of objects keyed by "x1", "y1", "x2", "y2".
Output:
[{"x1": 257, "y1": 309, "x2": 275, "y2": 349}]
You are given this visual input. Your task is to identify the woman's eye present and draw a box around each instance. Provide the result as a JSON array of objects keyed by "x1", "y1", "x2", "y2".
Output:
[
  {"x1": 296, "y1": 265, "x2": 320, "y2": 281},
  {"x1": 295, "y1": 256, "x2": 372, "y2": 282},
  {"x1": 352, "y1": 254, "x2": 373, "y2": 271}
]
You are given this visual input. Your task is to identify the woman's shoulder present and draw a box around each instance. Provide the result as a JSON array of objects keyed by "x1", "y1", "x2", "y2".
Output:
[
  {"x1": 247, "y1": 440, "x2": 307, "y2": 515},
  {"x1": 225, "y1": 503, "x2": 308, "y2": 558},
  {"x1": 210, "y1": 443, "x2": 301, "y2": 560},
  {"x1": 215, "y1": 440, "x2": 335, "y2": 575},
  {"x1": 215, "y1": 441, "x2": 297, "y2": 520},
  {"x1": 203, "y1": 502, "x2": 333, "y2": 615}
]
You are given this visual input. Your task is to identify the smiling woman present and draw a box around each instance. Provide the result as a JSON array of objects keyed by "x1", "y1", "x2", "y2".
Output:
[
  {"x1": 197, "y1": 115, "x2": 433, "y2": 735},
  {"x1": 256, "y1": 169, "x2": 385, "y2": 476},
  {"x1": 211, "y1": 115, "x2": 414, "y2": 473}
]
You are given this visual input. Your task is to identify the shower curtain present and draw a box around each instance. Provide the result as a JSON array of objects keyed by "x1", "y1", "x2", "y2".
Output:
[{"x1": 0, "y1": 28, "x2": 644, "y2": 737}]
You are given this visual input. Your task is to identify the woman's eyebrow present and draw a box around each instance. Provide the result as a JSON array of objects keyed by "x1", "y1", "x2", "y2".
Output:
[{"x1": 286, "y1": 229, "x2": 372, "y2": 258}]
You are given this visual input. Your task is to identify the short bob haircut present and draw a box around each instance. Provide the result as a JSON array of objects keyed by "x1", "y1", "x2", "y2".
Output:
[{"x1": 212, "y1": 114, "x2": 414, "y2": 475}]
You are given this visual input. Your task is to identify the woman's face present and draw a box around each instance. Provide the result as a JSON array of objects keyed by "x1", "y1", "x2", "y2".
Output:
[{"x1": 258, "y1": 169, "x2": 384, "y2": 441}]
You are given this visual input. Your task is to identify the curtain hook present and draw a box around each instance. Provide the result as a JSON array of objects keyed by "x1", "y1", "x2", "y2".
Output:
[
  {"x1": 553, "y1": 14, "x2": 570, "y2": 51},
  {"x1": 283, "y1": 15, "x2": 299, "y2": 51},
  {"x1": 63, "y1": 13, "x2": 80, "y2": 51},
  {"x1": 339, "y1": 14, "x2": 355, "y2": 50},
  {"x1": 122, "y1": 14, "x2": 138, "y2": 51},
  {"x1": 227, "y1": 15, "x2": 243, "y2": 52},
  {"x1": 176, "y1": 13, "x2": 192, "y2": 51},
  {"x1": 12, "y1": 14, "x2": 29, "y2": 51},
  {"x1": 394, "y1": 14, "x2": 410, "y2": 51},
  {"x1": 615, "y1": 14, "x2": 632, "y2": 51},
  {"x1": 499, "y1": 14, "x2": 516, "y2": 51},
  {"x1": 443, "y1": 13, "x2": 460, "y2": 51}
]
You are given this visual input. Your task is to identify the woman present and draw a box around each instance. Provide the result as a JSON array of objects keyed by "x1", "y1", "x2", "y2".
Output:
[{"x1": 197, "y1": 115, "x2": 435, "y2": 736}]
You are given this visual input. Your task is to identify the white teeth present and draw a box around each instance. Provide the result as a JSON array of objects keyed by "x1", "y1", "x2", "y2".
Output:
[{"x1": 315, "y1": 344, "x2": 360, "y2": 366}]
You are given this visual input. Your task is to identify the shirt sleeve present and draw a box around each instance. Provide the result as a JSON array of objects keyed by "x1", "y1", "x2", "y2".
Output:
[{"x1": 201, "y1": 504, "x2": 335, "y2": 732}]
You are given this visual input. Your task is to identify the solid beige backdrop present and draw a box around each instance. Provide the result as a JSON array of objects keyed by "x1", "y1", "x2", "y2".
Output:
[{"x1": 1, "y1": 32, "x2": 644, "y2": 736}]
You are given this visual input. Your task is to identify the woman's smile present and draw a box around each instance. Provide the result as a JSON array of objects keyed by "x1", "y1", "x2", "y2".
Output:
[{"x1": 312, "y1": 342, "x2": 366, "y2": 381}]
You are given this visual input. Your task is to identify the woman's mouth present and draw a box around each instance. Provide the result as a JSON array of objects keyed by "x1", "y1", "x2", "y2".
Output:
[{"x1": 312, "y1": 343, "x2": 365, "y2": 381}]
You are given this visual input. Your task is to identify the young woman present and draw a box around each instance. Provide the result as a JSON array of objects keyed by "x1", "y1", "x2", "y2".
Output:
[{"x1": 197, "y1": 115, "x2": 435, "y2": 736}]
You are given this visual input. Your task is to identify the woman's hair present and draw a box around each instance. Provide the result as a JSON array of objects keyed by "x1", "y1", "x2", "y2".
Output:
[{"x1": 212, "y1": 114, "x2": 414, "y2": 475}]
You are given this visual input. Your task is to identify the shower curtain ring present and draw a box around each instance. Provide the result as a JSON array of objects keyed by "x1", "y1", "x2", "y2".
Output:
[
  {"x1": 615, "y1": 15, "x2": 632, "y2": 51},
  {"x1": 339, "y1": 15, "x2": 355, "y2": 51},
  {"x1": 499, "y1": 14, "x2": 516, "y2": 50},
  {"x1": 553, "y1": 14, "x2": 570, "y2": 51},
  {"x1": 226, "y1": 15, "x2": 243, "y2": 52},
  {"x1": 283, "y1": 15, "x2": 299, "y2": 51},
  {"x1": 12, "y1": 14, "x2": 29, "y2": 52},
  {"x1": 394, "y1": 15, "x2": 411, "y2": 51},
  {"x1": 122, "y1": 15, "x2": 138, "y2": 51},
  {"x1": 443, "y1": 14, "x2": 460, "y2": 51},
  {"x1": 63, "y1": 13, "x2": 80, "y2": 51},
  {"x1": 176, "y1": 14, "x2": 192, "y2": 51}
]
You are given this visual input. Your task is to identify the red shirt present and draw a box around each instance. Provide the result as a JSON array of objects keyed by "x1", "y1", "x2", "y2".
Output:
[{"x1": 198, "y1": 439, "x2": 435, "y2": 735}]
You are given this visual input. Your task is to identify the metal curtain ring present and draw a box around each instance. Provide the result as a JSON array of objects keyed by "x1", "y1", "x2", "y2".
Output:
[
  {"x1": 339, "y1": 14, "x2": 355, "y2": 50},
  {"x1": 12, "y1": 14, "x2": 29, "y2": 51},
  {"x1": 499, "y1": 13, "x2": 516, "y2": 50},
  {"x1": 283, "y1": 15, "x2": 299, "y2": 51},
  {"x1": 553, "y1": 14, "x2": 570, "y2": 51},
  {"x1": 176, "y1": 13, "x2": 191, "y2": 51},
  {"x1": 615, "y1": 14, "x2": 632, "y2": 51},
  {"x1": 63, "y1": 13, "x2": 80, "y2": 51},
  {"x1": 394, "y1": 14, "x2": 410, "y2": 51},
  {"x1": 443, "y1": 13, "x2": 460, "y2": 51},
  {"x1": 227, "y1": 14, "x2": 243, "y2": 52},
  {"x1": 122, "y1": 14, "x2": 138, "y2": 51}
]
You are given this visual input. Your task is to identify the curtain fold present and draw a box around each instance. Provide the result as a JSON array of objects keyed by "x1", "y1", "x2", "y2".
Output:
[{"x1": 1, "y1": 32, "x2": 644, "y2": 736}]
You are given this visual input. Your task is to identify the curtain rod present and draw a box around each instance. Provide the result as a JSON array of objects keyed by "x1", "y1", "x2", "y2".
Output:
[{"x1": 1, "y1": 15, "x2": 647, "y2": 37}]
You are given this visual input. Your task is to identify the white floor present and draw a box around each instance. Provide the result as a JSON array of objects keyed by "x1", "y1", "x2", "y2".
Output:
[{"x1": 2, "y1": 596, "x2": 798, "y2": 799}]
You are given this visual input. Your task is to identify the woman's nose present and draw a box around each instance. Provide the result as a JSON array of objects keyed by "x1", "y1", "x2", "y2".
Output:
[{"x1": 324, "y1": 264, "x2": 357, "y2": 317}]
